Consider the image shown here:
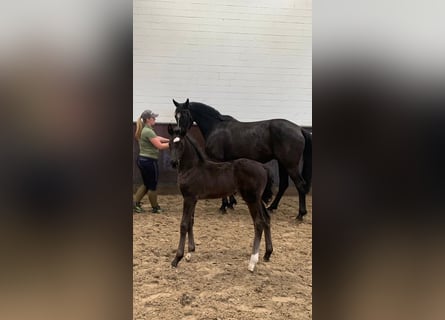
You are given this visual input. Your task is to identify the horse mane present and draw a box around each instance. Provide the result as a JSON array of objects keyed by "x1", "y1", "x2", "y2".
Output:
[
  {"x1": 189, "y1": 102, "x2": 237, "y2": 122},
  {"x1": 185, "y1": 134, "x2": 208, "y2": 162}
]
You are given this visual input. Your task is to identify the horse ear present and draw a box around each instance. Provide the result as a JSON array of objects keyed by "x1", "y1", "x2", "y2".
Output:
[
  {"x1": 184, "y1": 98, "x2": 189, "y2": 109},
  {"x1": 167, "y1": 123, "x2": 174, "y2": 135},
  {"x1": 172, "y1": 99, "x2": 179, "y2": 107}
]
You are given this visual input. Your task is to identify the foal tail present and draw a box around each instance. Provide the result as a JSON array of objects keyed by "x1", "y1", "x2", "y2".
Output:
[
  {"x1": 261, "y1": 166, "x2": 274, "y2": 204},
  {"x1": 301, "y1": 129, "x2": 312, "y2": 194}
]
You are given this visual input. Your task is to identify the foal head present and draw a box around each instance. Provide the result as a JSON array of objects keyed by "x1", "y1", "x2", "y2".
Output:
[
  {"x1": 173, "y1": 98, "x2": 193, "y2": 131},
  {"x1": 168, "y1": 123, "x2": 187, "y2": 168}
]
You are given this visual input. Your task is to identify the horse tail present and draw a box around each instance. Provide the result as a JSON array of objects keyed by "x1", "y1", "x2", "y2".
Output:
[
  {"x1": 261, "y1": 165, "x2": 274, "y2": 204},
  {"x1": 301, "y1": 128, "x2": 312, "y2": 194}
]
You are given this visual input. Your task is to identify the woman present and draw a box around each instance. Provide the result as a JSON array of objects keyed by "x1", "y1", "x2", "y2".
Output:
[{"x1": 134, "y1": 109, "x2": 169, "y2": 213}]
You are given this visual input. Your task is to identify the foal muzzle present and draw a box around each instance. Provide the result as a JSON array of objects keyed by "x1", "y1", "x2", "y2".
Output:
[{"x1": 170, "y1": 160, "x2": 179, "y2": 168}]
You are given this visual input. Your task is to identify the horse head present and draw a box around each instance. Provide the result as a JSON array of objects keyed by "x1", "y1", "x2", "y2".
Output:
[
  {"x1": 168, "y1": 123, "x2": 187, "y2": 169},
  {"x1": 173, "y1": 98, "x2": 193, "y2": 131}
]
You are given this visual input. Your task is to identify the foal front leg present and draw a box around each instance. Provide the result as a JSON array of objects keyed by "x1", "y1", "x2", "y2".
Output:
[
  {"x1": 171, "y1": 197, "x2": 197, "y2": 268},
  {"x1": 185, "y1": 208, "x2": 196, "y2": 262}
]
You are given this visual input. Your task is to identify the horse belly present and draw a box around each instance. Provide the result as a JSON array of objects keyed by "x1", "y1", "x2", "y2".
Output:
[{"x1": 206, "y1": 136, "x2": 273, "y2": 163}]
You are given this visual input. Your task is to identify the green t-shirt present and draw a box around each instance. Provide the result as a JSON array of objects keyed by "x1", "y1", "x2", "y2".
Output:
[{"x1": 139, "y1": 125, "x2": 159, "y2": 159}]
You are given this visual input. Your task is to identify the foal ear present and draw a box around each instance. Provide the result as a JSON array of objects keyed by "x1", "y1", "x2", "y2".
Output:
[
  {"x1": 179, "y1": 126, "x2": 187, "y2": 137},
  {"x1": 172, "y1": 99, "x2": 179, "y2": 107},
  {"x1": 167, "y1": 123, "x2": 174, "y2": 135}
]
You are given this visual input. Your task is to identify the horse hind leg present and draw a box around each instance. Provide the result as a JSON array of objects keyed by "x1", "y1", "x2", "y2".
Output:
[
  {"x1": 261, "y1": 204, "x2": 273, "y2": 261},
  {"x1": 291, "y1": 173, "x2": 308, "y2": 221},
  {"x1": 268, "y1": 162, "x2": 289, "y2": 211},
  {"x1": 296, "y1": 188, "x2": 307, "y2": 221}
]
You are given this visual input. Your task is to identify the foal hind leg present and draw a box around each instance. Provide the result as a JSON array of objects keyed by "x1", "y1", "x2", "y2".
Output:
[
  {"x1": 267, "y1": 163, "x2": 289, "y2": 211},
  {"x1": 246, "y1": 202, "x2": 264, "y2": 272}
]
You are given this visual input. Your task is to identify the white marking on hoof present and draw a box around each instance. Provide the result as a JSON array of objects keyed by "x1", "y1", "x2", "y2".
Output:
[
  {"x1": 248, "y1": 253, "x2": 259, "y2": 272},
  {"x1": 185, "y1": 253, "x2": 192, "y2": 262}
]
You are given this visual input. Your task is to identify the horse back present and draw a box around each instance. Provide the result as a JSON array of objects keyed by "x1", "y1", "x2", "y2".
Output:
[{"x1": 205, "y1": 119, "x2": 305, "y2": 164}]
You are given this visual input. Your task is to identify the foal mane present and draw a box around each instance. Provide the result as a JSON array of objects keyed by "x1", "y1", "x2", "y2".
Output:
[
  {"x1": 185, "y1": 134, "x2": 208, "y2": 162},
  {"x1": 190, "y1": 102, "x2": 236, "y2": 122}
]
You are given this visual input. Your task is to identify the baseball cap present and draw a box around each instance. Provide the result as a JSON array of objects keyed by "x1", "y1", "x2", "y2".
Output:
[{"x1": 141, "y1": 110, "x2": 159, "y2": 120}]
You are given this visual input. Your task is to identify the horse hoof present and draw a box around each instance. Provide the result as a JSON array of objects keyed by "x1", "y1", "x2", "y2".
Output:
[
  {"x1": 185, "y1": 253, "x2": 192, "y2": 262},
  {"x1": 228, "y1": 205, "x2": 235, "y2": 210},
  {"x1": 171, "y1": 260, "x2": 178, "y2": 268},
  {"x1": 296, "y1": 215, "x2": 304, "y2": 221},
  {"x1": 220, "y1": 209, "x2": 227, "y2": 214},
  {"x1": 248, "y1": 264, "x2": 255, "y2": 272}
]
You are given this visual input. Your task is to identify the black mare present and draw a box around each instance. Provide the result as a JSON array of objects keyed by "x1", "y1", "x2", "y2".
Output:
[
  {"x1": 168, "y1": 124, "x2": 274, "y2": 272},
  {"x1": 173, "y1": 99, "x2": 312, "y2": 220}
]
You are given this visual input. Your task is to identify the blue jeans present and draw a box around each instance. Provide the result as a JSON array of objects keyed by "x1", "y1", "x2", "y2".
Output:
[{"x1": 137, "y1": 156, "x2": 159, "y2": 191}]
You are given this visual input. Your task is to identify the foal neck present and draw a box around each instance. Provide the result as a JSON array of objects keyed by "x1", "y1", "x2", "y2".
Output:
[{"x1": 178, "y1": 135, "x2": 207, "y2": 171}]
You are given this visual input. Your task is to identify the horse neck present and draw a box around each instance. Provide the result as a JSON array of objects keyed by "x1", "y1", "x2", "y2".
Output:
[{"x1": 189, "y1": 104, "x2": 224, "y2": 139}]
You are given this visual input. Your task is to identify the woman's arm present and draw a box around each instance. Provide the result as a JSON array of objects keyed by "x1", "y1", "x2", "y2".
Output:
[
  {"x1": 149, "y1": 136, "x2": 170, "y2": 150},
  {"x1": 157, "y1": 136, "x2": 170, "y2": 143}
]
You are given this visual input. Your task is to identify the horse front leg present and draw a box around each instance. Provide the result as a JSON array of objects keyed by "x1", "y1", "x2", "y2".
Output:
[
  {"x1": 267, "y1": 163, "x2": 289, "y2": 211},
  {"x1": 219, "y1": 197, "x2": 229, "y2": 213},
  {"x1": 172, "y1": 197, "x2": 197, "y2": 268},
  {"x1": 227, "y1": 194, "x2": 237, "y2": 210}
]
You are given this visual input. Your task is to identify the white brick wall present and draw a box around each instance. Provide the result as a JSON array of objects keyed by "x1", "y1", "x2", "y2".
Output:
[{"x1": 134, "y1": 0, "x2": 312, "y2": 126}]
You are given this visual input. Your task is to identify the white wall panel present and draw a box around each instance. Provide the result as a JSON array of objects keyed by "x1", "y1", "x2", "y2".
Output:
[{"x1": 134, "y1": 0, "x2": 312, "y2": 125}]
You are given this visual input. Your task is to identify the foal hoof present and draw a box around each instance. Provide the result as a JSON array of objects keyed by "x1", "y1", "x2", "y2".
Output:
[{"x1": 171, "y1": 259, "x2": 179, "y2": 268}]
